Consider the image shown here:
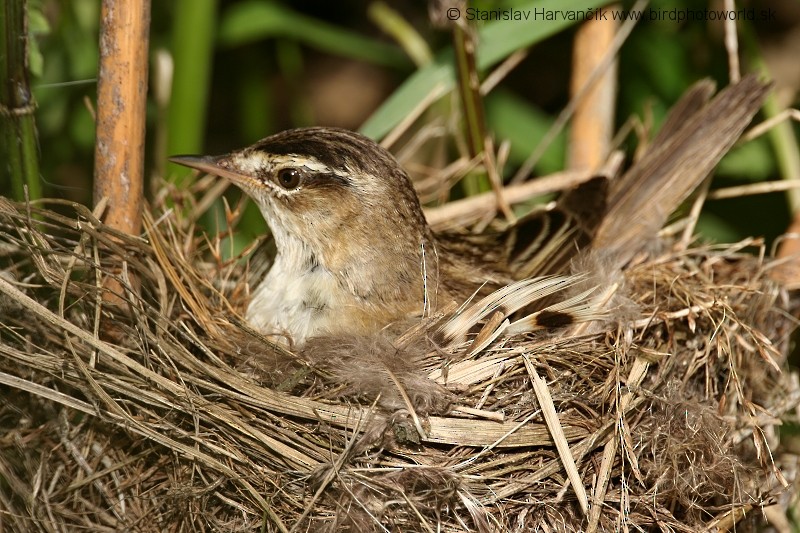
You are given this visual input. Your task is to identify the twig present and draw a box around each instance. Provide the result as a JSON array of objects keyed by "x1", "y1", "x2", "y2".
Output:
[
  {"x1": 381, "y1": 82, "x2": 447, "y2": 150},
  {"x1": 424, "y1": 169, "x2": 594, "y2": 229},
  {"x1": 722, "y1": 0, "x2": 740, "y2": 82},
  {"x1": 708, "y1": 179, "x2": 800, "y2": 200},
  {"x1": 679, "y1": 176, "x2": 712, "y2": 249}
]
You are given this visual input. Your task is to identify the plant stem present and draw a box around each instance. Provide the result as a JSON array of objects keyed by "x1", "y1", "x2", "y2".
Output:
[
  {"x1": 93, "y1": 0, "x2": 151, "y2": 320},
  {"x1": 568, "y1": 6, "x2": 618, "y2": 172},
  {"x1": 94, "y1": 0, "x2": 150, "y2": 236},
  {"x1": 167, "y1": 0, "x2": 217, "y2": 183},
  {"x1": 740, "y1": 22, "x2": 800, "y2": 213},
  {"x1": 452, "y1": 20, "x2": 489, "y2": 196},
  {"x1": 0, "y1": 0, "x2": 42, "y2": 200},
  {"x1": 368, "y1": 2, "x2": 432, "y2": 67}
]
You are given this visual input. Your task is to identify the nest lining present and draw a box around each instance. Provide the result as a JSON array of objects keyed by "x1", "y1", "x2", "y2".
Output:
[{"x1": 0, "y1": 194, "x2": 798, "y2": 533}]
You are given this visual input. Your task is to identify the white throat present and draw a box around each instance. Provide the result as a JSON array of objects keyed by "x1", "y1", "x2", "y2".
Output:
[{"x1": 246, "y1": 230, "x2": 342, "y2": 345}]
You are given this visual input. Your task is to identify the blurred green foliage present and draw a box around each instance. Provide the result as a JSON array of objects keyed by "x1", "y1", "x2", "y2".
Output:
[
  {"x1": 5, "y1": 0, "x2": 798, "y2": 245},
  {"x1": 219, "y1": 0, "x2": 407, "y2": 66}
]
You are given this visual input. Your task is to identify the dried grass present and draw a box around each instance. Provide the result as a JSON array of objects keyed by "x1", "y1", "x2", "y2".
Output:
[{"x1": 0, "y1": 182, "x2": 798, "y2": 532}]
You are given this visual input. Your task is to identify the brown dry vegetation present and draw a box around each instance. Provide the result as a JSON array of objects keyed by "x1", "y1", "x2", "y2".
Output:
[{"x1": 0, "y1": 170, "x2": 797, "y2": 531}]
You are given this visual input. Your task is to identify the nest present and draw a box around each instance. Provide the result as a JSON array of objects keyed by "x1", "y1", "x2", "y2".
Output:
[{"x1": 0, "y1": 186, "x2": 798, "y2": 532}]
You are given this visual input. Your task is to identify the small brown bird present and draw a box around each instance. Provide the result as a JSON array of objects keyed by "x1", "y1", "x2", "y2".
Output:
[
  {"x1": 170, "y1": 127, "x2": 533, "y2": 344},
  {"x1": 171, "y1": 75, "x2": 769, "y2": 346}
]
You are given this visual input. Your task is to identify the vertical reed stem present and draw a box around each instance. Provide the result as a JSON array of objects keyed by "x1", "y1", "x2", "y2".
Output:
[{"x1": 0, "y1": 0, "x2": 42, "y2": 201}]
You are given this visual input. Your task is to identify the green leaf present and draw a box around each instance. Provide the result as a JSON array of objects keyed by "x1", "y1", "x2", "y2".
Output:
[
  {"x1": 360, "y1": 0, "x2": 609, "y2": 140},
  {"x1": 486, "y1": 89, "x2": 565, "y2": 175},
  {"x1": 717, "y1": 138, "x2": 776, "y2": 182},
  {"x1": 696, "y1": 212, "x2": 740, "y2": 243},
  {"x1": 27, "y1": 6, "x2": 50, "y2": 77},
  {"x1": 219, "y1": 0, "x2": 407, "y2": 68}
]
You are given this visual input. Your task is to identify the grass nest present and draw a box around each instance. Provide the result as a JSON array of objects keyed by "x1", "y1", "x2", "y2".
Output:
[{"x1": 0, "y1": 180, "x2": 799, "y2": 532}]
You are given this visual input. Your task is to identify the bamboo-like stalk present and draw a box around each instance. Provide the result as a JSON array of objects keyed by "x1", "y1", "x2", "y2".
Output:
[
  {"x1": 93, "y1": 0, "x2": 151, "y2": 236},
  {"x1": 0, "y1": 0, "x2": 42, "y2": 201},
  {"x1": 93, "y1": 0, "x2": 151, "y2": 314},
  {"x1": 568, "y1": 5, "x2": 619, "y2": 172}
]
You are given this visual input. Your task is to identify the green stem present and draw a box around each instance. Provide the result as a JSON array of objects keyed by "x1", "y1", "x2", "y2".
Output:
[
  {"x1": 764, "y1": 92, "x2": 800, "y2": 213},
  {"x1": 452, "y1": 21, "x2": 489, "y2": 196},
  {"x1": 741, "y1": 21, "x2": 800, "y2": 213},
  {"x1": 167, "y1": 0, "x2": 218, "y2": 183},
  {"x1": 0, "y1": 0, "x2": 41, "y2": 200},
  {"x1": 368, "y1": 2, "x2": 432, "y2": 67}
]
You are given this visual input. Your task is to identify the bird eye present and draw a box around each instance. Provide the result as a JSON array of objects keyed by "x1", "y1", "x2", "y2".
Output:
[{"x1": 276, "y1": 168, "x2": 303, "y2": 189}]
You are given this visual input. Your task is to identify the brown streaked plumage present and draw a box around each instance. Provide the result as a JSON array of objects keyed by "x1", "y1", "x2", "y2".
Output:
[
  {"x1": 171, "y1": 127, "x2": 520, "y2": 344},
  {"x1": 170, "y1": 75, "x2": 769, "y2": 346}
]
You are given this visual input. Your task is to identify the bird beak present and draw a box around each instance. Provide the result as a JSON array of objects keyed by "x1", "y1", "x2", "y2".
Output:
[{"x1": 169, "y1": 155, "x2": 254, "y2": 188}]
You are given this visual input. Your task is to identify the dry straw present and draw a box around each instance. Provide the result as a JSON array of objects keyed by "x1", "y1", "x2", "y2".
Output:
[{"x1": 0, "y1": 80, "x2": 798, "y2": 533}]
